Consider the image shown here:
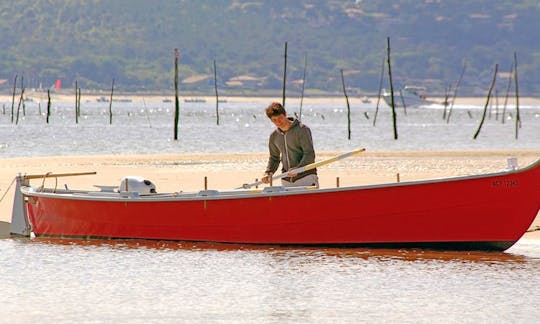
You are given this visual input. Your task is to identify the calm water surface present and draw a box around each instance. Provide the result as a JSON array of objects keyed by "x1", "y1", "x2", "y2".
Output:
[
  {"x1": 1, "y1": 237, "x2": 539, "y2": 323},
  {"x1": 1, "y1": 99, "x2": 539, "y2": 157}
]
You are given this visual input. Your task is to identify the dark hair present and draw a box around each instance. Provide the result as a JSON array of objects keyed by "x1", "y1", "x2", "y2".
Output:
[{"x1": 265, "y1": 102, "x2": 286, "y2": 118}]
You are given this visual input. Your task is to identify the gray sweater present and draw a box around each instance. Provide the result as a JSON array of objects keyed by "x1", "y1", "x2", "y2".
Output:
[{"x1": 265, "y1": 118, "x2": 317, "y2": 182}]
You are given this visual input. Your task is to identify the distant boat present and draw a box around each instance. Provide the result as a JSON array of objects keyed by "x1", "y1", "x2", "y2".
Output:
[
  {"x1": 361, "y1": 96, "x2": 371, "y2": 103},
  {"x1": 382, "y1": 86, "x2": 435, "y2": 108},
  {"x1": 184, "y1": 98, "x2": 206, "y2": 103},
  {"x1": 114, "y1": 98, "x2": 132, "y2": 103},
  {"x1": 162, "y1": 98, "x2": 172, "y2": 103},
  {"x1": 96, "y1": 97, "x2": 132, "y2": 103}
]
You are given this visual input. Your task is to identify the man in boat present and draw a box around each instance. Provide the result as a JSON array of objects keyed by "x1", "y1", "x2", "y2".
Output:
[{"x1": 261, "y1": 102, "x2": 319, "y2": 188}]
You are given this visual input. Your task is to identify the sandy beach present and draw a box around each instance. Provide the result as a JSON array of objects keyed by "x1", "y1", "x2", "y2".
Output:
[{"x1": 1, "y1": 150, "x2": 539, "y2": 239}]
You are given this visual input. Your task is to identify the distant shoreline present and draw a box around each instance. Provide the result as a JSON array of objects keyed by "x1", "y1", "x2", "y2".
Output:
[{"x1": 2, "y1": 92, "x2": 540, "y2": 106}]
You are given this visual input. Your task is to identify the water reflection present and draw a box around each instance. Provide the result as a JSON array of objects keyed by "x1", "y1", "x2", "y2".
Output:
[
  {"x1": 2, "y1": 236, "x2": 540, "y2": 322},
  {"x1": 18, "y1": 236, "x2": 531, "y2": 264}
]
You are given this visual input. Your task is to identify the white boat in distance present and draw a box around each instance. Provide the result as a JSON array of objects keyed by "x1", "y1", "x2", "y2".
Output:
[{"x1": 382, "y1": 86, "x2": 436, "y2": 108}]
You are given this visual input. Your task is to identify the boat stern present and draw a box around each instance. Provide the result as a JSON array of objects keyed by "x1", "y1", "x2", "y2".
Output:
[{"x1": 10, "y1": 175, "x2": 32, "y2": 237}]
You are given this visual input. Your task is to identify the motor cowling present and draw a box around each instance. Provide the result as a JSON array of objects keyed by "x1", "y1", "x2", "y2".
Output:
[{"x1": 118, "y1": 176, "x2": 156, "y2": 194}]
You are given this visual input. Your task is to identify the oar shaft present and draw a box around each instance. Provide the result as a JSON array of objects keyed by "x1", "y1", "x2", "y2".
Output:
[
  {"x1": 238, "y1": 148, "x2": 365, "y2": 189},
  {"x1": 293, "y1": 148, "x2": 365, "y2": 174},
  {"x1": 22, "y1": 171, "x2": 97, "y2": 180}
]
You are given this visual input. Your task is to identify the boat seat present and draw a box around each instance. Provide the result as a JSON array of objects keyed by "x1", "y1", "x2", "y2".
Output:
[
  {"x1": 94, "y1": 185, "x2": 118, "y2": 192},
  {"x1": 262, "y1": 186, "x2": 286, "y2": 193}
]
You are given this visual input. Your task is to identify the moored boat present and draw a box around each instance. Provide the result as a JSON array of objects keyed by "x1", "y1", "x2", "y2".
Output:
[
  {"x1": 184, "y1": 98, "x2": 206, "y2": 103},
  {"x1": 382, "y1": 86, "x2": 435, "y2": 108},
  {"x1": 10, "y1": 157, "x2": 540, "y2": 251}
]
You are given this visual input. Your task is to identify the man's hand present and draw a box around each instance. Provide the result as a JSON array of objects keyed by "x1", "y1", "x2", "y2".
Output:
[
  {"x1": 261, "y1": 173, "x2": 273, "y2": 184},
  {"x1": 287, "y1": 168, "x2": 298, "y2": 177}
]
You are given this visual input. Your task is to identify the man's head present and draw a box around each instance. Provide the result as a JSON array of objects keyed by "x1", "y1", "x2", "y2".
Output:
[
  {"x1": 265, "y1": 102, "x2": 290, "y2": 130},
  {"x1": 265, "y1": 102, "x2": 286, "y2": 118}
]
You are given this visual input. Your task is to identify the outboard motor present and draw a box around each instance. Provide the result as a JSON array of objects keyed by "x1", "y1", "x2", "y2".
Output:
[{"x1": 118, "y1": 176, "x2": 156, "y2": 194}]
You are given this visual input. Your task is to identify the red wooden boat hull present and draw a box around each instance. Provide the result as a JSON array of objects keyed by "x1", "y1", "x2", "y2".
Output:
[{"x1": 20, "y1": 159, "x2": 540, "y2": 251}]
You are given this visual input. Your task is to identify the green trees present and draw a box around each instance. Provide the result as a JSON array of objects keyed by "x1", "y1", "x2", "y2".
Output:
[{"x1": 1, "y1": 0, "x2": 539, "y2": 95}]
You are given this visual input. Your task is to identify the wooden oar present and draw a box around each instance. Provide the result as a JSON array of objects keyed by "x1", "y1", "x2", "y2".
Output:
[
  {"x1": 237, "y1": 148, "x2": 366, "y2": 189},
  {"x1": 22, "y1": 171, "x2": 97, "y2": 180}
]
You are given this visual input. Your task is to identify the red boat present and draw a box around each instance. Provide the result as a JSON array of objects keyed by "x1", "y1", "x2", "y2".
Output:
[{"x1": 10, "y1": 157, "x2": 540, "y2": 251}]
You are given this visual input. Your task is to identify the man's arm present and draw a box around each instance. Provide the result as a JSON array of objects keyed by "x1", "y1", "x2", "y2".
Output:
[{"x1": 265, "y1": 134, "x2": 280, "y2": 175}]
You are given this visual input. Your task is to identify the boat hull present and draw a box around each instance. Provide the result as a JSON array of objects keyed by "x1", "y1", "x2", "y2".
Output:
[{"x1": 22, "y1": 161, "x2": 540, "y2": 251}]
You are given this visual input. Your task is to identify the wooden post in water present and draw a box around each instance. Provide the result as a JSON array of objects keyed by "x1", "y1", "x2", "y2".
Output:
[
  {"x1": 513, "y1": 51, "x2": 521, "y2": 139},
  {"x1": 495, "y1": 89, "x2": 499, "y2": 121},
  {"x1": 473, "y1": 64, "x2": 498, "y2": 140},
  {"x1": 78, "y1": 87, "x2": 81, "y2": 119},
  {"x1": 282, "y1": 42, "x2": 287, "y2": 108},
  {"x1": 10, "y1": 74, "x2": 17, "y2": 124},
  {"x1": 15, "y1": 77, "x2": 24, "y2": 125},
  {"x1": 213, "y1": 59, "x2": 220, "y2": 126},
  {"x1": 501, "y1": 62, "x2": 513, "y2": 125},
  {"x1": 108, "y1": 78, "x2": 115, "y2": 125},
  {"x1": 399, "y1": 89, "x2": 407, "y2": 116},
  {"x1": 446, "y1": 61, "x2": 466, "y2": 124},
  {"x1": 46, "y1": 89, "x2": 51, "y2": 124},
  {"x1": 174, "y1": 48, "x2": 180, "y2": 140},
  {"x1": 340, "y1": 69, "x2": 351, "y2": 140},
  {"x1": 442, "y1": 85, "x2": 450, "y2": 120},
  {"x1": 386, "y1": 37, "x2": 398, "y2": 140},
  {"x1": 373, "y1": 55, "x2": 385, "y2": 127},
  {"x1": 299, "y1": 52, "x2": 307, "y2": 122},
  {"x1": 22, "y1": 75, "x2": 26, "y2": 117},
  {"x1": 75, "y1": 80, "x2": 79, "y2": 124},
  {"x1": 488, "y1": 93, "x2": 492, "y2": 120}
]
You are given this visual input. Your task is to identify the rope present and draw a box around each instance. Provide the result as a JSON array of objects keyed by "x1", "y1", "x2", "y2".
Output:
[{"x1": 0, "y1": 177, "x2": 16, "y2": 204}]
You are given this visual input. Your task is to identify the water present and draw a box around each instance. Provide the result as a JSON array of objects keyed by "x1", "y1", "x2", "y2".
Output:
[
  {"x1": 1, "y1": 98, "x2": 539, "y2": 322},
  {"x1": 1, "y1": 99, "x2": 539, "y2": 158},
  {"x1": 1, "y1": 237, "x2": 539, "y2": 323}
]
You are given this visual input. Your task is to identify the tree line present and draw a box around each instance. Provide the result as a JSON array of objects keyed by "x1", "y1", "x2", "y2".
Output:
[{"x1": 1, "y1": 0, "x2": 539, "y2": 96}]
